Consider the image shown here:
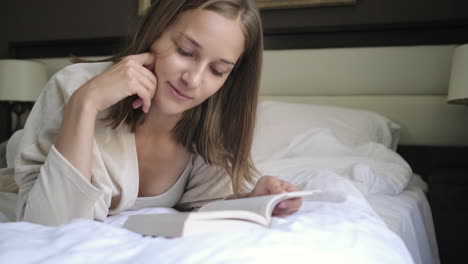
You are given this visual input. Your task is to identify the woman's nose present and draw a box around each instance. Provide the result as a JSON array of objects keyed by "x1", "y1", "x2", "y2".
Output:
[{"x1": 181, "y1": 64, "x2": 203, "y2": 89}]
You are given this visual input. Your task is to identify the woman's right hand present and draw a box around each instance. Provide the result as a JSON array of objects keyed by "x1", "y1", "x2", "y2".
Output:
[{"x1": 74, "y1": 52, "x2": 158, "y2": 114}]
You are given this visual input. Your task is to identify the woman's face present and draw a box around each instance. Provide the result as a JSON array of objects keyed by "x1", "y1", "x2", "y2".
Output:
[{"x1": 149, "y1": 9, "x2": 245, "y2": 116}]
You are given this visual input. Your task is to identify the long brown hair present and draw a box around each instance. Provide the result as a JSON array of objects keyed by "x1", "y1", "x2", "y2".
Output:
[{"x1": 105, "y1": 0, "x2": 263, "y2": 193}]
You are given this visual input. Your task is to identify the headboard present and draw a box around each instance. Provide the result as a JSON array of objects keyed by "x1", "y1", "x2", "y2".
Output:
[{"x1": 32, "y1": 44, "x2": 468, "y2": 147}]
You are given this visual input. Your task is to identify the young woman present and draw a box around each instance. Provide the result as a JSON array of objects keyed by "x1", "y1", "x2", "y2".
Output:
[{"x1": 11, "y1": 0, "x2": 301, "y2": 226}]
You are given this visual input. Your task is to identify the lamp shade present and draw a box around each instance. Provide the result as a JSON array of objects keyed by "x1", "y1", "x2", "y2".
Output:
[
  {"x1": 448, "y1": 44, "x2": 468, "y2": 104},
  {"x1": 0, "y1": 59, "x2": 48, "y2": 102}
]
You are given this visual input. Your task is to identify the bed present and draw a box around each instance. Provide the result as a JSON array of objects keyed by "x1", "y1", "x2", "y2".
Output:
[{"x1": 2, "y1": 44, "x2": 467, "y2": 264}]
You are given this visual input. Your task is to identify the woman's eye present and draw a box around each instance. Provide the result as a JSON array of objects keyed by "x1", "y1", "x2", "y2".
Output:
[
  {"x1": 177, "y1": 47, "x2": 192, "y2": 57},
  {"x1": 210, "y1": 67, "x2": 224, "y2": 77}
]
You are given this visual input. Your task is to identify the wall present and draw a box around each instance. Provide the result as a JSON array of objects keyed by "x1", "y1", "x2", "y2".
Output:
[
  {"x1": 2, "y1": 0, "x2": 468, "y2": 57},
  {"x1": 1, "y1": 0, "x2": 138, "y2": 59}
]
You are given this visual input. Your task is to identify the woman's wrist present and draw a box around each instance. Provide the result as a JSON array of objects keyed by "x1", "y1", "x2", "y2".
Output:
[
  {"x1": 55, "y1": 88, "x2": 100, "y2": 182},
  {"x1": 68, "y1": 87, "x2": 100, "y2": 117},
  {"x1": 224, "y1": 192, "x2": 250, "y2": 200}
]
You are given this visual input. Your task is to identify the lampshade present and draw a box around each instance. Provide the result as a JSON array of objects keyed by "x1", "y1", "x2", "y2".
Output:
[
  {"x1": 0, "y1": 59, "x2": 48, "y2": 102},
  {"x1": 448, "y1": 44, "x2": 468, "y2": 104}
]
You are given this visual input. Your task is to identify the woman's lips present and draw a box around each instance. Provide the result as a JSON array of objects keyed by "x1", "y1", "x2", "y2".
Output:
[{"x1": 169, "y1": 82, "x2": 193, "y2": 100}]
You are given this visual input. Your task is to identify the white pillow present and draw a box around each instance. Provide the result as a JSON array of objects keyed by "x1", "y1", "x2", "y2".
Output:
[{"x1": 252, "y1": 101, "x2": 400, "y2": 162}]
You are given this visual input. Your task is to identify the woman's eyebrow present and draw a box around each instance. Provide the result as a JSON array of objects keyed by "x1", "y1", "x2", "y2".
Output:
[
  {"x1": 180, "y1": 33, "x2": 235, "y2": 65},
  {"x1": 218, "y1": 59, "x2": 235, "y2": 66},
  {"x1": 181, "y1": 33, "x2": 201, "y2": 48}
]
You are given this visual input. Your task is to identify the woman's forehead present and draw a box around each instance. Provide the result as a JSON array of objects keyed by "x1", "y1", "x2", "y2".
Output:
[{"x1": 172, "y1": 9, "x2": 245, "y2": 63}]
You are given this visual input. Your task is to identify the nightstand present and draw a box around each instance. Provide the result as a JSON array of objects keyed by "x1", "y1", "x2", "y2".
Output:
[{"x1": 428, "y1": 168, "x2": 468, "y2": 264}]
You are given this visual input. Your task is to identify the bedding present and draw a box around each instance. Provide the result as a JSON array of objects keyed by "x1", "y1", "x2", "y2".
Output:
[
  {"x1": 367, "y1": 175, "x2": 439, "y2": 264},
  {"x1": 0, "y1": 102, "x2": 437, "y2": 264},
  {"x1": 255, "y1": 127, "x2": 411, "y2": 195},
  {"x1": 252, "y1": 101, "x2": 401, "y2": 164},
  {"x1": 0, "y1": 173, "x2": 414, "y2": 264}
]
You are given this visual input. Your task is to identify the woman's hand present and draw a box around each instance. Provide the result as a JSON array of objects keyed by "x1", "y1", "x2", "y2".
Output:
[
  {"x1": 74, "y1": 52, "x2": 158, "y2": 113},
  {"x1": 248, "y1": 176, "x2": 302, "y2": 217}
]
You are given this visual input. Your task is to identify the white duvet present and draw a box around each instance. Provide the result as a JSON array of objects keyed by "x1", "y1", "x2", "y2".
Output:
[{"x1": 0, "y1": 129, "x2": 414, "y2": 264}]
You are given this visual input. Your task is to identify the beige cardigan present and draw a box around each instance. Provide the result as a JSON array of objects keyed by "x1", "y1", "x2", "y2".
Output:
[{"x1": 10, "y1": 62, "x2": 233, "y2": 226}]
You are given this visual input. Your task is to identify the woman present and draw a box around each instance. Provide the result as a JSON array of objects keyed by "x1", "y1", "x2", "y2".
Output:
[{"x1": 11, "y1": 0, "x2": 301, "y2": 226}]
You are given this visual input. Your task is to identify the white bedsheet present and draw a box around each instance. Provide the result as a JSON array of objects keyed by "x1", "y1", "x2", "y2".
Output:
[
  {"x1": 0, "y1": 129, "x2": 418, "y2": 263},
  {"x1": 367, "y1": 175, "x2": 440, "y2": 264},
  {"x1": 0, "y1": 171, "x2": 413, "y2": 264}
]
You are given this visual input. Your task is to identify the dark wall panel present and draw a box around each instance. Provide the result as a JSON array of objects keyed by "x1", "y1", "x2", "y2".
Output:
[
  {"x1": 0, "y1": 0, "x2": 9, "y2": 59},
  {"x1": 7, "y1": 0, "x2": 137, "y2": 42},
  {"x1": 260, "y1": 0, "x2": 468, "y2": 49},
  {"x1": 3, "y1": 0, "x2": 138, "y2": 58},
  {"x1": 261, "y1": 0, "x2": 468, "y2": 33}
]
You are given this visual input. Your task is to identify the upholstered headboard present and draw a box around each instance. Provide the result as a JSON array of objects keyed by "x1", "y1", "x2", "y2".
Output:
[
  {"x1": 31, "y1": 44, "x2": 468, "y2": 147},
  {"x1": 259, "y1": 45, "x2": 468, "y2": 146}
]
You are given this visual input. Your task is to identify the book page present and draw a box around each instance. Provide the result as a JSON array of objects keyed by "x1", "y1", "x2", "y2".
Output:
[
  {"x1": 184, "y1": 217, "x2": 262, "y2": 236},
  {"x1": 199, "y1": 190, "x2": 319, "y2": 226},
  {"x1": 124, "y1": 211, "x2": 266, "y2": 236},
  {"x1": 124, "y1": 212, "x2": 190, "y2": 237}
]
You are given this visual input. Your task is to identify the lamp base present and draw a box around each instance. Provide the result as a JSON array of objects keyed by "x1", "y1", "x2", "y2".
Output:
[
  {"x1": 0, "y1": 101, "x2": 34, "y2": 142},
  {"x1": 11, "y1": 101, "x2": 33, "y2": 132},
  {"x1": 0, "y1": 101, "x2": 12, "y2": 142},
  {"x1": 448, "y1": 98, "x2": 468, "y2": 105}
]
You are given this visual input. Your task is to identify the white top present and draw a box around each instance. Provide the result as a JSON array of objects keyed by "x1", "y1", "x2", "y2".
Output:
[
  {"x1": 129, "y1": 159, "x2": 193, "y2": 210},
  {"x1": 8, "y1": 62, "x2": 233, "y2": 226}
]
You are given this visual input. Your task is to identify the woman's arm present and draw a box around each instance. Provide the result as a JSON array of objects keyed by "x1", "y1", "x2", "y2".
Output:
[
  {"x1": 15, "y1": 53, "x2": 157, "y2": 226},
  {"x1": 54, "y1": 53, "x2": 157, "y2": 181},
  {"x1": 53, "y1": 93, "x2": 98, "y2": 182}
]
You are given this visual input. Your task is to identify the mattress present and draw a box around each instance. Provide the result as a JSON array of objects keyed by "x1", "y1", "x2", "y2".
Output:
[
  {"x1": 366, "y1": 175, "x2": 439, "y2": 264},
  {"x1": 0, "y1": 176, "x2": 440, "y2": 264}
]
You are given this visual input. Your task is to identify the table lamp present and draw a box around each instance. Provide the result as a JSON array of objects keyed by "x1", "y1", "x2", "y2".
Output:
[
  {"x1": 0, "y1": 59, "x2": 48, "y2": 140},
  {"x1": 448, "y1": 44, "x2": 468, "y2": 104}
]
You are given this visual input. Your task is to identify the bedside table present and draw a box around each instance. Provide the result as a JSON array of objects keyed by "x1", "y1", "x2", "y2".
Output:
[{"x1": 428, "y1": 168, "x2": 468, "y2": 264}]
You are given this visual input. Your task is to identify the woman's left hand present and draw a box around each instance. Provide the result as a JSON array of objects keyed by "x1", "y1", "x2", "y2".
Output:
[{"x1": 248, "y1": 175, "x2": 302, "y2": 217}]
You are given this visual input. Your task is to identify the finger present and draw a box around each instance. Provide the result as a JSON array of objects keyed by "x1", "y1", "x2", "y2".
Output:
[
  {"x1": 284, "y1": 197, "x2": 302, "y2": 209},
  {"x1": 273, "y1": 210, "x2": 300, "y2": 218},
  {"x1": 284, "y1": 183, "x2": 299, "y2": 192},
  {"x1": 267, "y1": 179, "x2": 287, "y2": 195},
  {"x1": 134, "y1": 85, "x2": 152, "y2": 113},
  {"x1": 128, "y1": 53, "x2": 156, "y2": 68},
  {"x1": 143, "y1": 60, "x2": 155, "y2": 72},
  {"x1": 279, "y1": 197, "x2": 301, "y2": 209},
  {"x1": 136, "y1": 63, "x2": 157, "y2": 88},
  {"x1": 272, "y1": 197, "x2": 302, "y2": 216},
  {"x1": 134, "y1": 69, "x2": 157, "y2": 98},
  {"x1": 132, "y1": 98, "x2": 144, "y2": 109},
  {"x1": 273, "y1": 205, "x2": 300, "y2": 217}
]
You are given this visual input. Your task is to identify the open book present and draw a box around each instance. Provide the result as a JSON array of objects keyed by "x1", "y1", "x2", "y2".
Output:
[{"x1": 123, "y1": 190, "x2": 319, "y2": 237}]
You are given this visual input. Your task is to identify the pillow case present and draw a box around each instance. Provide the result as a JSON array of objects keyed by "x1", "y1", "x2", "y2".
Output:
[{"x1": 252, "y1": 101, "x2": 400, "y2": 162}]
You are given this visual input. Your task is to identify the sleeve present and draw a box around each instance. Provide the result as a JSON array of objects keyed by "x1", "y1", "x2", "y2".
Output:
[
  {"x1": 14, "y1": 65, "x2": 105, "y2": 226},
  {"x1": 176, "y1": 155, "x2": 234, "y2": 210}
]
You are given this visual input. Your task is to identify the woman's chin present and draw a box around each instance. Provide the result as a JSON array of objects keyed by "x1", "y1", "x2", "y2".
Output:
[{"x1": 151, "y1": 99, "x2": 190, "y2": 117}]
